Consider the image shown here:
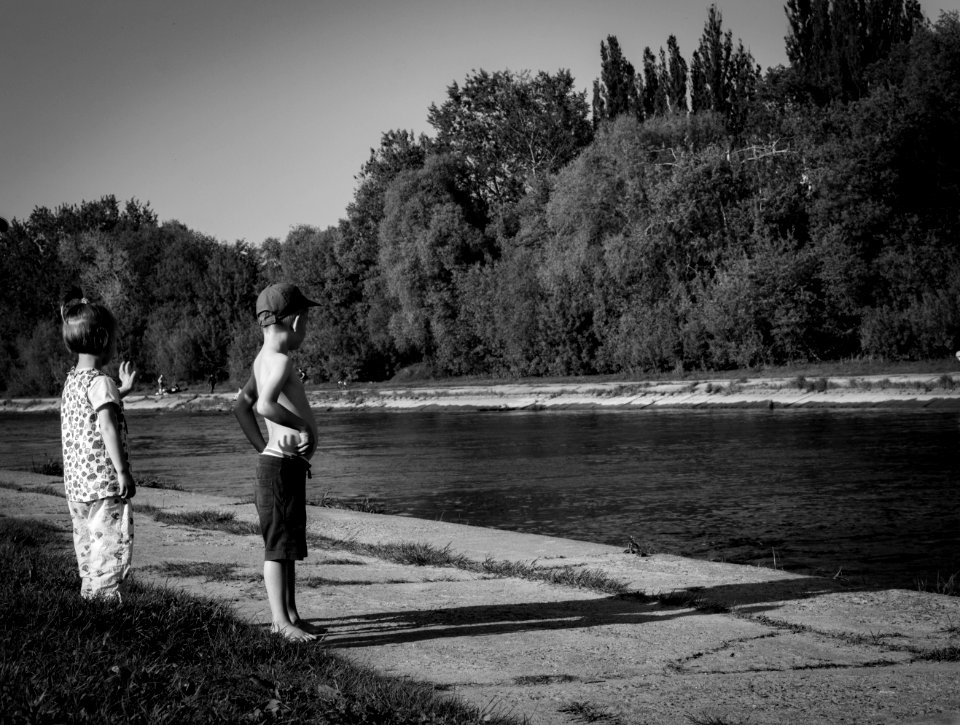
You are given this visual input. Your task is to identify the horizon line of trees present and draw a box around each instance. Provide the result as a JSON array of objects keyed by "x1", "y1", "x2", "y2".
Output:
[{"x1": 3, "y1": 2, "x2": 959, "y2": 396}]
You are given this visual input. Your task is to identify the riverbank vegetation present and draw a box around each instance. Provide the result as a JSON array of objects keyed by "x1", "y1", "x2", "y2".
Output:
[
  {"x1": 3, "y1": 4, "x2": 959, "y2": 396},
  {"x1": 0, "y1": 516, "x2": 518, "y2": 724}
]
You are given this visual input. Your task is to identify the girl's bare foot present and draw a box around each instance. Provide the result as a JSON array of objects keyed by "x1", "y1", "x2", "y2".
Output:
[{"x1": 271, "y1": 622, "x2": 317, "y2": 642}]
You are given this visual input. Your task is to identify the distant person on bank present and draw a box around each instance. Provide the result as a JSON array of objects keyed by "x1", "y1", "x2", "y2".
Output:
[
  {"x1": 234, "y1": 283, "x2": 322, "y2": 642},
  {"x1": 59, "y1": 288, "x2": 138, "y2": 601}
]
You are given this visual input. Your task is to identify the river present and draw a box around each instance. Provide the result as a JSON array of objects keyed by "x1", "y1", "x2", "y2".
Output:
[{"x1": 2, "y1": 407, "x2": 958, "y2": 590}]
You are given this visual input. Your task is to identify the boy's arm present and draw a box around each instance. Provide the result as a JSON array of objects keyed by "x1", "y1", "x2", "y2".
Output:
[
  {"x1": 255, "y1": 353, "x2": 312, "y2": 455},
  {"x1": 97, "y1": 405, "x2": 136, "y2": 499},
  {"x1": 234, "y1": 374, "x2": 266, "y2": 453}
]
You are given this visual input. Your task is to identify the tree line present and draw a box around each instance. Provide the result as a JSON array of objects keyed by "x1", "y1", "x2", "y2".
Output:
[{"x1": 3, "y1": 2, "x2": 959, "y2": 395}]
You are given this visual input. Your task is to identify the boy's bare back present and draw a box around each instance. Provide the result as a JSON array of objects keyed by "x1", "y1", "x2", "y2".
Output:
[{"x1": 253, "y1": 348, "x2": 317, "y2": 459}]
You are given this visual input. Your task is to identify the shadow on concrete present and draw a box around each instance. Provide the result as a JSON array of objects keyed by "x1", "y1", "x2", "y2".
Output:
[
  {"x1": 319, "y1": 595, "x2": 667, "y2": 647},
  {"x1": 317, "y1": 575, "x2": 881, "y2": 648}
]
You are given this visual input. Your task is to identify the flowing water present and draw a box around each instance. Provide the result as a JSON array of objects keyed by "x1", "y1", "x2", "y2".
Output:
[{"x1": 2, "y1": 407, "x2": 958, "y2": 589}]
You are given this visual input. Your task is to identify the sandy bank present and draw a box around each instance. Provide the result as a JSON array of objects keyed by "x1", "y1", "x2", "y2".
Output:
[{"x1": 3, "y1": 371, "x2": 960, "y2": 414}]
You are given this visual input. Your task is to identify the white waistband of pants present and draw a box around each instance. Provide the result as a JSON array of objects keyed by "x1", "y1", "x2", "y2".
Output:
[{"x1": 262, "y1": 446, "x2": 294, "y2": 459}]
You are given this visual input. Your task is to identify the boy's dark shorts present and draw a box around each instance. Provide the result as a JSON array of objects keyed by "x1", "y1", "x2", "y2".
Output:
[{"x1": 255, "y1": 455, "x2": 309, "y2": 561}]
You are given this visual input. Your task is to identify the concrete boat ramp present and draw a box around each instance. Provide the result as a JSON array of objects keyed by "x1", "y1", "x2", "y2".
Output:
[{"x1": 2, "y1": 470, "x2": 959, "y2": 724}]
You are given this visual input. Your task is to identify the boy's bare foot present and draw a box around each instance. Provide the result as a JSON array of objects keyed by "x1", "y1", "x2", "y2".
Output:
[
  {"x1": 292, "y1": 619, "x2": 328, "y2": 640},
  {"x1": 290, "y1": 618, "x2": 327, "y2": 637},
  {"x1": 270, "y1": 623, "x2": 318, "y2": 642}
]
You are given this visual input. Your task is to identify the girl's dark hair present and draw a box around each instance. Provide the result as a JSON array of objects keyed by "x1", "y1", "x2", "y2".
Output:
[{"x1": 60, "y1": 287, "x2": 117, "y2": 357}]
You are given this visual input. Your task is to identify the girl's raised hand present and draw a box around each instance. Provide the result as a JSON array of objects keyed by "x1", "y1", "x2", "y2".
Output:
[{"x1": 118, "y1": 361, "x2": 139, "y2": 397}]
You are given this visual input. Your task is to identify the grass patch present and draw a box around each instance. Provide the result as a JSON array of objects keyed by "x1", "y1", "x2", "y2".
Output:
[
  {"x1": 558, "y1": 700, "x2": 621, "y2": 723},
  {"x1": 0, "y1": 480, "x2": 65, "y2": 497},
  {"x1": 0, "y1": 516, "x2": 519, "y2": 724},
  {"x1": 656, "y1": 589, "x2": 730, "y2": 614},
  {"x1": 306, "y1": 534, "x2": 632, "y2": 595},
  {"x1": 317, "y1": 556, "x2": 367, "y2": 566},
  {"x1": 138, "y1": 476, "x2": 184, "y2": 491},
  {"x1": 151, "y1": 509, "x2": 260, "y2": 536},
  {"x1": 917, "y1": 571, "x2": 960, "y2": 597},
  {"x1": 848, "y1": 375, "x2": 959, "y2": 392},
  {"x1": 793, "y1": 375, "x2": 831, "y2": 393},
  {"x1": 135, "y1": 503, "x2": 164, "y2": 518},
  {"x1": 514, "y1": 674, "x2": 578, "y2": 685},
  {"x1": 918, "y1": 646, "x2": 960, "y2": 662},
  {"x1": 301, "y1": 576, "x2": 415, "y2": 588},
  {"x1": 143, "y1": 561, "x2": 241, "y2": 582},
  {"x1": 394, "y1": 542, "x2": 472, "y2": 568},
  {"x1": 30, "y1": 456, "x2": 64, "y2": 476},
  {"x1": 310, "y1": 489, "x2": 388, "y2": 514},
  {"x1": 481, "y1": 559, "x2": 630, "y2": 595}
]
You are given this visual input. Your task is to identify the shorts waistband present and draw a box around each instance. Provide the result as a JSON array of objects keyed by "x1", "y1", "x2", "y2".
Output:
[{"x1": 258, "y1": 452, "x2": 312, "y2": 478}]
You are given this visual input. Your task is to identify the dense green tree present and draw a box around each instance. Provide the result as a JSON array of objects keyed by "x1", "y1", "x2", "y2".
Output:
[
  {"x1": 264, "y1": 223, "x2": 373, "y2": 381},
  {"x1": 882, "y1": 12, "x2": 960, "y2": 232},
  {"x1": 785, "y1": 0, "x2": 924, "y2": 103},
  {"x1": 0, "y1": 197, "x2": 160, "y2": 393},
  {"x1": 141, "y1": 223, "x2": 220, "y2": 381},
  {"x1": 0, "y1": 217, "x2": 64, "y2": 386},
  {"x1": 428, "y1": 69, "x2": 592, "y2": 213},
  {"x1": 345, "y1": 130, "x2": 430, "y2": 273},
  {"x1": 338, "y1": 130, "x2": 430, "y2": 379},
  {"x1": 195, "y1": 239, "x2": 263, "y2": 380},
  {"x1": 377, "y1": 155, "x2": 487, "y2": 371}
]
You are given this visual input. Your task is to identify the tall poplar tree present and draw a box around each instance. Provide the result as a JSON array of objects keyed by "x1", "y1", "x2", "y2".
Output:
[
  {"x1": 642, "y1": 47, "x2": 667, "y2": 116},
  {"x1": 592, "y1": 35, "x2": 642, "y2": 127},
  {"x1": 664, "y1": 35, "x2": 689, "y2": 113},
  {"x1": 690, "y1": 4, "x2": 759, "y2": 130}
]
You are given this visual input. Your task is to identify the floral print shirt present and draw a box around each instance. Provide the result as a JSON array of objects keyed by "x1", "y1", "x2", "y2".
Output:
[{"x1": 61, "y1": 367, "x2": 128, "y2": 502}]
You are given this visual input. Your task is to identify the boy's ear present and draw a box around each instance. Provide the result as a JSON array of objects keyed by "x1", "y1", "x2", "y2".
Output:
[{"x1": 292, "y1": 310, "x2": 309, "y2": 331}]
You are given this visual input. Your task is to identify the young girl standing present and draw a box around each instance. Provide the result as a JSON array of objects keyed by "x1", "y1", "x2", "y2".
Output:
[{"x1": 60, "y1": 289, "x2": 138, "y2": 600}]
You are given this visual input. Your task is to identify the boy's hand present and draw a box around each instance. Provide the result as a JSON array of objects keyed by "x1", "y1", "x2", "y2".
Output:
[
  {"x1": 118, "y1": 361, "x2": 139, "y2": 396},
  {"x1": 297, "y1": 429, "x2": 313, "y2": 457},
  {"x1": 118, "y1": 470, "x2": 136, "y2": 499}
]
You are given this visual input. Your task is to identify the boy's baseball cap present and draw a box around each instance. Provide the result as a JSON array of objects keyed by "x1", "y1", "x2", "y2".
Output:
[{"x1": 256, "y1": 283, "x2": 320, "y2": 327}]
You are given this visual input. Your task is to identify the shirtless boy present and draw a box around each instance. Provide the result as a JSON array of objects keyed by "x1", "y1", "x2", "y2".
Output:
[{"x1": 235, "y1": 282, "x2": 321, "y2": 641}]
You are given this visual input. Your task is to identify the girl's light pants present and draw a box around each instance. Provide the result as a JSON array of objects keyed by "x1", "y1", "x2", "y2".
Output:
[{"x1": 67, "y1": 496, "x2": 133, "y2": 599}]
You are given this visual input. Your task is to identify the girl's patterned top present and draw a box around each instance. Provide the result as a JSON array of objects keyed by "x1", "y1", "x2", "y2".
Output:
[{"x1": 60, "y1": 367, "x2": 128, "y2": 502}]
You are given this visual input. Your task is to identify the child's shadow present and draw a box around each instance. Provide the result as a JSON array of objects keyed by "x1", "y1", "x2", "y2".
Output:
[{"x1": 315, "y1": 575, "x2": 877, "y2": 648}]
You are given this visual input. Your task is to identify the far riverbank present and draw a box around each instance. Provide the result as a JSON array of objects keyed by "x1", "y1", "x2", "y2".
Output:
[{"x1": 3, "y1": 370, "x2": 960, "y2": 413}]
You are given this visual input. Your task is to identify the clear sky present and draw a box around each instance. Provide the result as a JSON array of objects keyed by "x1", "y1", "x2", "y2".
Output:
[{"x1": 3, "y1": 0, "x2": 958, "y2": 245}]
